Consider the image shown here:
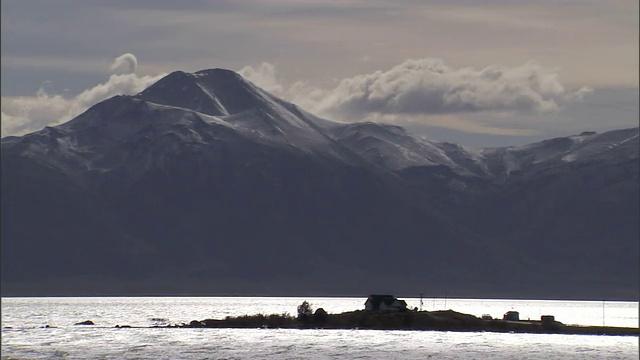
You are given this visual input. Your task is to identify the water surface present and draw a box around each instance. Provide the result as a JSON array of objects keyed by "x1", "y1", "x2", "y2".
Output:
[{"x1": 2, "y1": 297, "x2": 638, "y2": 359}]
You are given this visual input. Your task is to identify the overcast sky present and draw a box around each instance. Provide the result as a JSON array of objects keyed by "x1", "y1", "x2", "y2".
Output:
[{"x1": 1, "y1": 0, "x2": 638, "y2": 147}]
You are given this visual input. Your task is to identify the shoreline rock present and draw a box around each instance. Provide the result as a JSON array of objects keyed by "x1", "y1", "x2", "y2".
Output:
[{"x1": 74, "y1": 320, "x2": 95, "y2": 326}]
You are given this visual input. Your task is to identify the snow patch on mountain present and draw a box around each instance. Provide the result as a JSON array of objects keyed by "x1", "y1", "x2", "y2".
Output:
[
  {"x1": 480, "y1": 127, "x2": 639, "y2": 178},
  {"x1": 3, "y1": 68, "x2": 638, "y2": 186},
  {"x1": 329, "y1": 121, "x2": 489, "y2": 176}
]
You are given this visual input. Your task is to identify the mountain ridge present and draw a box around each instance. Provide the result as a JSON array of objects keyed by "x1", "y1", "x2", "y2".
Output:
[{"x1": 2, "y1": 69, "x2": 638, "y2": 299}]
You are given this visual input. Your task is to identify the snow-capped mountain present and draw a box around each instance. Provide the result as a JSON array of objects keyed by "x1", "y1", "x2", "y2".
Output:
[
  {"x1": 135, "y1": 69, "x2": 352, "y2": 156},
  {"x1": 2, "y1": 69, "x2": 638, "y2": 299},
  {"x1": 481, "y1": 128, "x2": 639, "y2": 180}
]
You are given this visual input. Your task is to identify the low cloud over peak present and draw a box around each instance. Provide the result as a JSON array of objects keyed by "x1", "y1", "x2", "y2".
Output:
[
  {"x1": 238, "y1": 62, "x2": 284, "y2": 95},
  {"x1": 1, "y1": 53, "x2": 165, "y2": 136},
  {"x1": 2, "y1": 55, "x2": 593, "y2": 139}
]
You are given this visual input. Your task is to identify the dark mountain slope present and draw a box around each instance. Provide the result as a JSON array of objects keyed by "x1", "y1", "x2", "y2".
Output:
[{"x1": 1, "y1": 69, "x2": 637, "y2": 299}]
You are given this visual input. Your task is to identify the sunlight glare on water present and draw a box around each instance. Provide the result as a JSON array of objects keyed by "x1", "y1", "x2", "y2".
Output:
[{"x1": 1, "y1": 297, "x2": 638, "y2": 359}]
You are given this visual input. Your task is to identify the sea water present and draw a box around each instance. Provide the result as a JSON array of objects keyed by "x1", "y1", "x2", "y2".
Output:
[{"x1": 2, "y1": 297, "x2": 638, "y2": 359}]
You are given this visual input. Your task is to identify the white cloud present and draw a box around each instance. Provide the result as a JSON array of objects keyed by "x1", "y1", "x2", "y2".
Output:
[
  {"x1": 110, "y1": 53, "x2": 138, "y2": 75},
  {"x1": 238, "y1": 62, "x2": 284, "y2": 95},
  {"x1": 1, "y1": 56, "x2": 593, "y2": 138},
  {"x1": 1, "y1": 54, "x2": 166, "y2": 137},
  {"x1": 234, "y1": 59, "x2": 591, "y2": 135},
  {"x1": 237, "y1": 62, "x2": 326, "y2": 111},
  {"x1": 313, "y1": 58, "x2": 590, "y2": 119}
]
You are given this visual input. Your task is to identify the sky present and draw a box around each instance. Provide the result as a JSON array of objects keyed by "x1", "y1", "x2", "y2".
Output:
[{"x1": 1, "y1": 0, "x2": 638, "y2": 148}]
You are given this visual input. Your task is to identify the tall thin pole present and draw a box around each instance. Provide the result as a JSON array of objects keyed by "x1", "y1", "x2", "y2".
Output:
[{"x1": 419, "y1": 293, "x2": 424, "y2": 312}]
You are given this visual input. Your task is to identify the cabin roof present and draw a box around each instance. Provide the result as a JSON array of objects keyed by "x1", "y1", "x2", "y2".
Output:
[{"x1": 365, "y1": 295, "x2": 405, "y2": 308}]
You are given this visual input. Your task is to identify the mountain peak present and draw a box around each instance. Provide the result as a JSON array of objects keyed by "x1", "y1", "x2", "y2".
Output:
[
  {"x1": 136, "y1": 68, "x2": 267, "y2": 117},
  {"x1": 136, "y1": 71, "x2": 229, "y2": 116},
  {"x1": 193, "y1": 68, "x2": 244, "y2": 80}
]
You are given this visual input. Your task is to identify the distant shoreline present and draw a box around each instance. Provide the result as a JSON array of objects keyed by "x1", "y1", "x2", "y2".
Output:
[{"x1": 151, "y1": 309, "x2": 640, "y2": 336}]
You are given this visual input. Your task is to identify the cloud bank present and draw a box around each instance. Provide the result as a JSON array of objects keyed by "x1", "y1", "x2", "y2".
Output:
[
  {"x1": 239, "y1": 58, "x2": 591, "y2": 135},
  {"x1": 316, "y1": 59, "x2": 589, "y2": 118},
  {"x1": 1, "y1": 54, "x2": 166, "y2": 136},
  {"x1": 242, "y1": 58, "x2": 590, "y2": 120},
  {"x1": 2, "y1": 56, "x2": 590, "y2": 137}
]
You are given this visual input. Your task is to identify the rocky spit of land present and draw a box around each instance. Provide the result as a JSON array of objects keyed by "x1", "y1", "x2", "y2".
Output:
[{"x1": 147, "y1": 309, "x2": 639, "y2": 336}]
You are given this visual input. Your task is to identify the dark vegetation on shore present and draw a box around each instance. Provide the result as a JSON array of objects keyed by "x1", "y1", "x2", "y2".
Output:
[
  {"x1": 65, "y1": 301, "x2": 637, "y2": 336},
  {"x1": 163, "y1": 307, "x2": 639, "y2": 336}
]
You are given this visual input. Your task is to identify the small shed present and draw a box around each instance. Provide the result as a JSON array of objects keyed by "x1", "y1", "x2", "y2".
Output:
[
  {"x1": 364, "y1": 295, "x2": 407, "y2": 312},
  {"x1": 481, "y1": 314, "x2": 493, "y2": 320},
  {"x1": 541, "y1": 315, "x2": 555, "y2": 324}
]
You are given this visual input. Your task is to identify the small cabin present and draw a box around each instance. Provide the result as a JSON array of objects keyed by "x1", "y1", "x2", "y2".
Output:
[
  {"x1": 364, "y1": 295, "x2": 407, "y2": 312},
  {"x1": 503, "y1": 311, "x2": 520, "y2": 321},
  {"x1": 541, "y1": 315, "x2": 555, "y2": 324}
]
